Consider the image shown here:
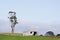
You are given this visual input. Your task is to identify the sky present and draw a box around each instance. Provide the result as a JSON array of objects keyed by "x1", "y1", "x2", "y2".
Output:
[{"x1": 0, "y1": 0, "x2": 60, "y2": 35}]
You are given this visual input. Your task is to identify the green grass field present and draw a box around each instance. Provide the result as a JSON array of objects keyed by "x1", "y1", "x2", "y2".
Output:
[{"x1": 0, "y1": 34, "x2": 60, "y2": 40}]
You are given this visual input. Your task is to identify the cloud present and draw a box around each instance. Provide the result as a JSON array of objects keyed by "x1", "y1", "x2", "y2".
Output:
[
  {"x1": 0, "y1": 19, "x2": 11, "y2": 32},
  {"x1": 0, "y1": 19, "x2": 60, "y2": 35}
]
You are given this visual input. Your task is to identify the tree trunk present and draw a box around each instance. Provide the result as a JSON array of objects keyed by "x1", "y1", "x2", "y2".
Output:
[
  {"x1": 11, "y1": 23, "x2": 15, "y2": 33},
  {"x1": 11, "y1": 24, "x2": 15, "y2": 33},
  {"x1": 11, "y1": 27, "x2": 14, "y2": 33}
]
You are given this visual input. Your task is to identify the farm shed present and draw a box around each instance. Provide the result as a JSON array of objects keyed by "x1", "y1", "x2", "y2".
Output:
[{"x1": 23, "y1": 31, "x2": 37, "y2": 36}]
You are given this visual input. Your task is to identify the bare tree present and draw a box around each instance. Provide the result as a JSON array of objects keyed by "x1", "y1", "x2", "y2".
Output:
[{"x1": 8, "y1": 11, "x2": 18, "y2": 33}]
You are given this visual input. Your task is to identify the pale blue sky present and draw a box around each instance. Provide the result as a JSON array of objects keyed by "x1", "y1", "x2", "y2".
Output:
[
  {"x1": 0, "y1": 0, "x2": 60, "y2": 22},
  {"x1": 0, "y1": 0, "x2": 60, "y2": 35}
]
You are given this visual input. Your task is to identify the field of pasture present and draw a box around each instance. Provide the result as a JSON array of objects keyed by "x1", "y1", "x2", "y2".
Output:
[{"x1": 0, "y1": 33, "x2": 60, "y2": 40}]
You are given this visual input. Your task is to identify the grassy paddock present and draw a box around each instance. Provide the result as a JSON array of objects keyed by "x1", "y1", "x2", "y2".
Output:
[
  {"x1": 0, "y1": 33, "x2": 60, "y2": 40},
  {"x1": 0, "y1": 33, "x2": 23, "y2": 36}
]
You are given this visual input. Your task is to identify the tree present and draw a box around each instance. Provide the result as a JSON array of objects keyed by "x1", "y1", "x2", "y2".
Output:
[
  {"x1": 40, "y1": 34, "x2": 43, "y2": 36},
  {"x1": 45, "y1": 31, "x2": 55, "y2": 36},
  {"x1": 56, "y1": 34, "x2": 60, "y2": 36},
  {"x1": 8, "y1": 11, "x2": 18, "y2": 33}
]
